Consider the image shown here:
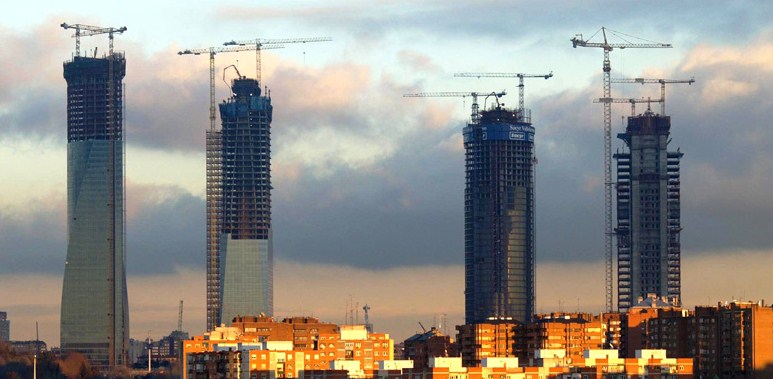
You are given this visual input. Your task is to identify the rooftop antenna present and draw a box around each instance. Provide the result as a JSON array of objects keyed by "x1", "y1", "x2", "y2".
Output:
[{"x1": 363, "y1": 304, "x2": 373, "y2": 333}]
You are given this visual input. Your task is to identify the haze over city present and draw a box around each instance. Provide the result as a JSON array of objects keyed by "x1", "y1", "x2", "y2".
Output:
[{"x1": 2, "y1": 0, "x2": 773, "y2": 350}]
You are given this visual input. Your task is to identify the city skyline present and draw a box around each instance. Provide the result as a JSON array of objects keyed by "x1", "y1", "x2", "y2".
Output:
[{"x1": 2, "y1": 0, "x2": 773, "y2": 347}]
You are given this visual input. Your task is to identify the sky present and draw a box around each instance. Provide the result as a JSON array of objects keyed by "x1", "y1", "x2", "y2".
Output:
[{"x1": 1, "y1": 0, "x2": 773, "y2": 347}]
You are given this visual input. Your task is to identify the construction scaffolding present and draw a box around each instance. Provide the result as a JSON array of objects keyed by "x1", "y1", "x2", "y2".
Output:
[{"x1": 205, "y1": 129, "x2": 222, "y2": 329}]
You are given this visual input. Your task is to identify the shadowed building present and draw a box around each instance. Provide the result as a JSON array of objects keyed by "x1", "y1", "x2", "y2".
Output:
[
  {"x1": 694, "y1": 301, "x2": 773, "y2": 378},
  {"x1": 60, "y1": 54, "x2": 129, "y2": 368},
  {"x1": 463, "y1": 106, "x2": 536, "y2": 324},
  {"x1": 615, "y1": 109, "x2": 682, "y2": 312},
  {"x1": 217, "y1": 77, "x2": 274, "y2": 324},
  {"x1": 0, "y1": 312, "x2": 9, "y2": 342}
]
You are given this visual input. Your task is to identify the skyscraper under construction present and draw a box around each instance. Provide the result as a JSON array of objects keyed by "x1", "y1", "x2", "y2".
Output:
[
  {"x1": 60, "y1": 53, "x2": 129, "y2": 368},
  {"x1": 210, "y1": 76, "x2": 274, "y2": 326},
  {"x1": 464, "y1": 106, "x2": 536, "y2": 324},
  {"x1": 615, "y1": 109, "x2": 682, "y2": 311}
]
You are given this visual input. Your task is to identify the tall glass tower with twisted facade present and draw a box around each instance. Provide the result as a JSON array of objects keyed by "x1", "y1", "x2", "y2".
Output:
[
  {"x1": 464, "y1": 106, "x2": 536, "y2": 324},
  {"x1": 615, "y1": 109, "x2": 682, "y2": 311},
  {"x1": 60, "y1": 54, "x2": 129, "y2": 368},
  {"x1": 217, "y1": 77, "x2": 273, "y2": 325}
]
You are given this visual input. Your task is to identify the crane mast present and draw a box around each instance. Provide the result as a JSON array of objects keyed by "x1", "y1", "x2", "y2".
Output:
[
  {"x1": 223, "y1": 37, "x2": 332, "y2": 84},
  {"x1": 453, "y1": 72, "x2": 553, "y2": 120},
  {"x1": 571, "y1": 27, "x2": 671, "y2": 313},
  {"x1": 403, "y1": 91, "x2": 507, "y2": 123}
]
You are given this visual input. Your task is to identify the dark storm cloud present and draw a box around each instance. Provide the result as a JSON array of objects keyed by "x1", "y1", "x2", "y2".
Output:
[
  {"x1": 0, "y1": 184, "x2": 204, "y2": 276},
  {"x1": 125, "y1": 187, "x2": 205, "y2": 275},
  {"x1": 273, "y1": 122, "x2": 464, "y2": 268},
  {"x1": 0, "y1": 207, "x2": 66, "y2": 275},
  {"x1": 0, "y1": 88, "x2": 64, "y2": 138}
]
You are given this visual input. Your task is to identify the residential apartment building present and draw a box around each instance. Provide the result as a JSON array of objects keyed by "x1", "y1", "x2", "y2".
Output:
[
  {"x1": 527, "y1": 313, "x2": 605, "y2": 366},
  {"x1": 694, "y1": 301, "x2": 773, "y2": 378},
  {"x1": 456, "y1": 321, "x2": 524, "y2": 367},
  {"x1": 183, "y1": 321, "x2": 393, "y2": 379}
]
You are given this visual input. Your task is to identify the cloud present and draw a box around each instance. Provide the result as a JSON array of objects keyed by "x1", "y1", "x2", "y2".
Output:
[
  {"x1": 0, "y1": 205, "x2": 66, "y2": 275},
  {"x1": 125, "y1": 183, "x2": 205, "y2": 275}
]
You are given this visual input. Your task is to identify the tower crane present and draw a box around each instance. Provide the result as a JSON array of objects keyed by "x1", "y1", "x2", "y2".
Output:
[
  {"x1": 177, "y1": 44, "x2": 285, "y2": 132},
  {"x1": 571, "y1": 27, "x2": 671, "y2": 313},
  {"x1": 61, "y1": 23, "x2": 127, "y2": 57},
  {"x1": 178, "y1": 43, "x2": 284, "y2": 332},
  {"x1": 611, "y1": 77, "x2": 695, "y2": 115},
  {"x1": 62, "y1": 21, "x2": 128, "y2": 370},
  {"x1": 403, "y1": 91, "x2": 507, "y2": 123},
  {"x1": 594, "y1": 96, "x2": 661, "y2": 116},
  {"x1": 223, "y1": 37, "x2": 332, "y2": 84},
  {"x1": 453, "y1": 72, "x2": 553, "y2": 120}
]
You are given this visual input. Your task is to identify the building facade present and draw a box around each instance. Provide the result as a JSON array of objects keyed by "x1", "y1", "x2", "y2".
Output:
[
  {"x1": 60, "y1": 54, "x2": 129, "y2": 368},
  {"x1": 615, "y1": 110, "x2": 682, "y2": 312},
  {"x1": 402, "y1": 328, "x2": 456, "y2": 370},
  {"x1": 463, "y1": 107, "x2": 536, "y2": 324},
  {"x1": 456, "y1": 321, "x2": 523, "y2": 367},
  {"x1": 694, "y1": 301, "x2": 773, "y2": 378},
  {"x1": 183, "y1": 322, "x2": 393, "y2": 379},
  {"x1": 0, "y1": 311, "x2": 9, "y2": 342},
  {"x1": 620, "y1": 294, "x2": 682, "y2": 358},
  {"x1": 217, "y1": 77, "x2": 274, "y2": 325},
  {"x1": 527, "y1": 313, "x2": 605, "y2": 366}
]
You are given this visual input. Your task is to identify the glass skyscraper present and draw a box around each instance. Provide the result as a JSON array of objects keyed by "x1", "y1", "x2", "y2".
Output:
[
  {"x1": 217, "y1": 77, "x2": 273, "y2": 325},
  {"x1": 615, "y1": 109, "x2": 682, "y2": 311},
  {"x1": 60, "y1": 55, "x2": 129, "y2": 368},
  {"x1": 464, "y1": 107, "x2": 536, "y2": 324}
]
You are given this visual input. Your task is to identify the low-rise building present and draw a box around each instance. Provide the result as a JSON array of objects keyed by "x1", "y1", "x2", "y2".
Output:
[
  {"x1": 402, "y1": 327, "x2": 455, "y2": 369},
  {"x1": 694, "y1": 300, "x2": 773, "y2": 378},
  {"x1": 456, "y1": 321, "x2": 524, "y2": 367},
  {"x1": 183, "y1": 321, "x2": 394, "y2": 379},
  {"x1": 0, "y1": 312, "x2": 9, "y2": 342},
  {"x1": 558, "y1": 349, "x2": 693, "y2": 378},
  {"x1": 527, "y1": 313, "x2": 605, "y2": 366},
  {"x1": 621, "y1": 294, "x2": 682, "y2": 357}
]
